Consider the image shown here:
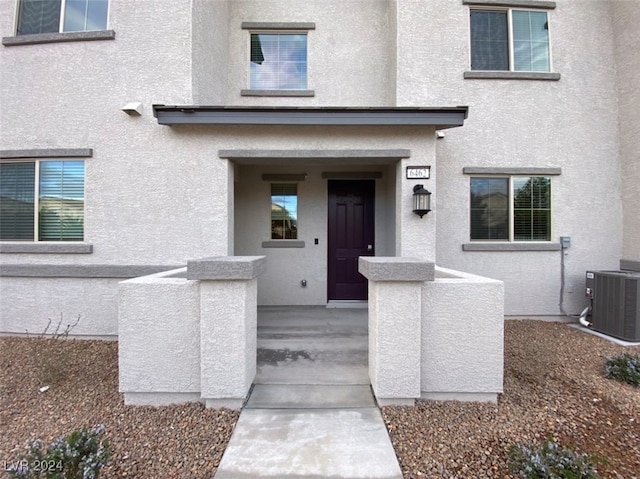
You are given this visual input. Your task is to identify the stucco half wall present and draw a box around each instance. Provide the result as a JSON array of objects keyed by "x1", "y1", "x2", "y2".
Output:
[
  {"x1": 119, "y1": 257, "x2": 504, "y2": 408},
  {"x1": 421, "y1": 266, "x2": 504, "y2": 402},
  {"x1": 360, "y1": 257, "x2": 504, "y2": 405}
]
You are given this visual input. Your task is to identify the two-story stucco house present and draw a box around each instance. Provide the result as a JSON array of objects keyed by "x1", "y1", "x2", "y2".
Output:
[{"x1": 0, "y1": 0, "x2": 638, "y2": 407}]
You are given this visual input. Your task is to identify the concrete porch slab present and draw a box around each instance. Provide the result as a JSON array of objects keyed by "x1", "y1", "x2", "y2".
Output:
[
  {"x1": 213, "y1": 408, "x2": 403, "y2": 479},
  {"x1": 256, "y1": 306, "x2": 369, "y2": 385},
  {"x1": 245, "y1": 384, "x2": 376, "y2": 409}
]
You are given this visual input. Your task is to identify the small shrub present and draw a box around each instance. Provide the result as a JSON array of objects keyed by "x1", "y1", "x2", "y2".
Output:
[
  {"x1": 509, "y1": 439, "x2": 600, "y2": 479},
  {"x1": 25, "y1": 314, "x2": 80, "y2": 386},
  {"x1": 8, "y1": 425, "x2": 111, "y2": 479},
  {"x1": 604, "y1": 353, "x2": 640, "y2": 387}
]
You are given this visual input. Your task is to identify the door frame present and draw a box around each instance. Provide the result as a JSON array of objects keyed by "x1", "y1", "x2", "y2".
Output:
[{"x1": 327, "y1": 179, "x2": 375, "y2": 301}]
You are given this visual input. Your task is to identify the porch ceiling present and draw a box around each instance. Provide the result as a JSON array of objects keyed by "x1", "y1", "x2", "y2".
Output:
[{"x1": 152, "y1": 105, "x2": 469, "y2": 128}]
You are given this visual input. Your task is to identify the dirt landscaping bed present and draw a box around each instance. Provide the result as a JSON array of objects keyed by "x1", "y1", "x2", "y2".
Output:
[{"x1": 1, "y1": 320, "x2": 638, "y2": 478}]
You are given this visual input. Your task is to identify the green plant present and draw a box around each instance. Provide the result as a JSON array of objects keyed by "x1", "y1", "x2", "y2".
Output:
[
  {"x1": 25, "y1": 314, "x2": 81, "y2": 386},
  {"x1": 604, "y1": 353, "x2": 640, "y2": 387},
  {"x1": 7, "y1": 425, "x2": 111, "y2": 479},
  {"x1": 509, "y1": 439, "x2": 600, "y2": 479}
]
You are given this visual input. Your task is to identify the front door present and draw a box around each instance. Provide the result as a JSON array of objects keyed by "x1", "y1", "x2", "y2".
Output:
[{"x1": 327, "y1": 180, "x2": 375, "y2": 300}]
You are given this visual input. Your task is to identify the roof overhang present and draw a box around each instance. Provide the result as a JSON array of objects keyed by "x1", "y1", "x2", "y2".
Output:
[{"x1": 152, "y1": 105, "x2": 469, "y2": 129}]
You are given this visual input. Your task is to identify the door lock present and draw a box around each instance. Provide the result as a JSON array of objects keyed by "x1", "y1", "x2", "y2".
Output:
[{"x1": 367, "y1": 244, "x2": 373, "y2": 251}]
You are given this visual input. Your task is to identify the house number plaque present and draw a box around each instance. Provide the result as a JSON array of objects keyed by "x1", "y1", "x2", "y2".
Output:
[{"x1": 406, "y1": 166, "x2": 431, "y2": 179}]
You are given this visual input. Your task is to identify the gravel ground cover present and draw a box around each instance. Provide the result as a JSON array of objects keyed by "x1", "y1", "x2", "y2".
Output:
[
  {"x1": 382, "y1": 321, "x2": 640, "y2": 478},
  {"x1": 0, "y1": 339, "x2": 238, "y2": 478},
  {"x1": 1, "y1": 320, "x2": 638, "y2": 479}
]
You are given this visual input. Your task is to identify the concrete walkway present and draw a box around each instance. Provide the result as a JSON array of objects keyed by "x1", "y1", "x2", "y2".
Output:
[{"x1": 213, "y1": 307, "x2": 403, "y2": 479}]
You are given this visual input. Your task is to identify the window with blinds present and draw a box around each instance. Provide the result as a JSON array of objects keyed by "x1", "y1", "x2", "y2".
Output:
[
  {"x1": 271, "y1": 183, "x2": 298, "y2": 239},
  {"x1": 0, "y1": 161, "x2": 84, "y2": 241},
  {"x1": 250, "y1": 33, "x2": 308, "y2": 90},
  {"x1": 470, "y1": 176, "x2": 551, "y2": 242},
  {"x1": 470, "y1": 9, "x2": 550, "y2": 72}
]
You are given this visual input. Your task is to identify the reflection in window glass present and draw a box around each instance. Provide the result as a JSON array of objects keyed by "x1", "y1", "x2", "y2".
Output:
[
  {"x1": 64, "y1": 0, "x2": 108, "y2": 32},
  {"x1": 0, "y1": 161, "x2": 84, "y2": 241},
  {"x1": 271, "y1": 184, "x2": 297, "y2": 239},
  {"x1": 470, "y1": 176, "x2": 551, "y2": 242},
  {"x1": 251, "y1": 34, "x2": 307, "y2": 90},
  {"x1": 39, "y1": 161, "x2": 84, "y2": 241},
  {"x1": 513, "y1": 177, "x2": 550, "y2": 241},
  {"x1": 470, "y1": 178, "x2": 509, "y2": 240},
  {"x1": 512, "y1": 11, "x2": 550, "y2": 72}
]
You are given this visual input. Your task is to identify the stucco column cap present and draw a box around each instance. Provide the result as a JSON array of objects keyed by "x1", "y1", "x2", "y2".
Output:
[
  {"x1": 186, "y1": 256, "x2": 266, "y2": 280},
  {"x1": 359, "y1": 257, "x2": 434, "y2": 282}
]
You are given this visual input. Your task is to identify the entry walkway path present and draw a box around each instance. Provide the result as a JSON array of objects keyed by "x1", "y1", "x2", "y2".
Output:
[{"x1": 213, "y1": 307, "x2": 403, "y2": 479}]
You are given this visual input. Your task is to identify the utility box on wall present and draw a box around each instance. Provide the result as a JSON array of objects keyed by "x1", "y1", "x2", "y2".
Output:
[{"x1": 585, "y1": 270, "x2": 640, "y2": 341}]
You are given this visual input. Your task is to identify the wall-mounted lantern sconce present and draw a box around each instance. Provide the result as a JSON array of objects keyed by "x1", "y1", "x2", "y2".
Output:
[{"x1": 412, "y1": 184, "x2": 431, "y2": 218}]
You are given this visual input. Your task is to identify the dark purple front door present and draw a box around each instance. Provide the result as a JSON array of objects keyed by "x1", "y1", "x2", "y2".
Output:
[{"x1": 327, "y1": 180, "x2": 375, "y2": 301}]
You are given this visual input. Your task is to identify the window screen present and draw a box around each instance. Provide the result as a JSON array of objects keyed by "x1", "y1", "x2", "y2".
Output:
[
  {"x1": 470, "y1": 10, "x2": 509, "y2": 71},
  {"x1": 0, "y1": 162, "x2": 36, "y2": 240}
]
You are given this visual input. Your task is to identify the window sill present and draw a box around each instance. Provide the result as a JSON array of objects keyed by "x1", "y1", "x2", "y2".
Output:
[
  {"x1": 2, "y1": 30, "x2": 115, "y2": 47},
  {"x1": 464, "y1": 71, "x2": 561, "y2": 81},
  {"x1": 463, "y1": 243, "x2": 561, "y2": 252},
  {"x1": 241, "y1": 89, "x2": 315, "y2": 97},
  {"x1": 0, "y1": 243, "x2": 93, "y2": 254},
  {"x1": 462, "y1": 0, "x2": 556, "y2": 9},
  {"x1": 262, "y1": 241, "x2": 305, "y2": 248}
]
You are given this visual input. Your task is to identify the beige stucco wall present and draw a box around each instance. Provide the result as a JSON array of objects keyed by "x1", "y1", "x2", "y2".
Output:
[
  {"x1": 0, "y1": 0, "x2": 231, "y2": 266},
  {"x1": 392, "y1": 0, "x2": 625, "y2": 315},
  {"x1": 0, "y1": 277, "x2": 121, "y2": 337},
  {"x1": 0, "y1": 0, "x2": 632, "y2": 323},
  {"x1": 192, "y1": 0, "x2": 230, "y2": 105},
  {"x1": 231, "y1": 126, "x2": 433, "y2": 306},
  {"x1": 225, "y1": 0, "x2": 396, "y2": 106},
  {"x1": 611, "y1": 0, "x2": 640, "y2": 265}
]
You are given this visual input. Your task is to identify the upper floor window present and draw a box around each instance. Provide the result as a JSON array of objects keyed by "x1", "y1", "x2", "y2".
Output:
[
  {"x1": 470, "y1": 176, "x2": 551, "y2": 241},
  {"x1": 0, "y1": 160, "x2": 85, "y2": 241},
  {"x1": 250, "y1": 33, "x2": 308, "y2": 90},
  {"x1": 470, "y1": 9, "x2": 550, "y2": 72},
  {"x1": 17, "y1": 0, "x2": 108, "y2": 35}
]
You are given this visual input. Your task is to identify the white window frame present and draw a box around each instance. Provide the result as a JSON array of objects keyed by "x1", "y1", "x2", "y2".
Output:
[
  {"x1": 246, "y1": 30, "x2": 310, "y2": 92},
  {"x1": 470, "y1": 175, "x2": 552, "y2": 243},
  {"x1": 469, "y1": 6, "x2": 553, "y2": 73},
  {"x1": 15, "y1": 0, "x2": 110, "y2": 35},
  {"x1": 0, "y1": 159, "x2": 85, "y2": 242}
]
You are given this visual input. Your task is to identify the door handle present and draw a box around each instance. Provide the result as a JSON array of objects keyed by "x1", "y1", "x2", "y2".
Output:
[{"x1": 367, "y1": 244, "x2": 373, "y2": 251}]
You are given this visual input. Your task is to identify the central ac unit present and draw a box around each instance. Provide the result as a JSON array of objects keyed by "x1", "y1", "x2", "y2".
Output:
[{"x1": 585, "y1": 270, "x2": 640, "y2": 342}]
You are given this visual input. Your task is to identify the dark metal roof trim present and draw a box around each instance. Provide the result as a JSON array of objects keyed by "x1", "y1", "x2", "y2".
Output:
[{"x1": 152, "y1": 105, "x2": 469, "y2": 129}]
